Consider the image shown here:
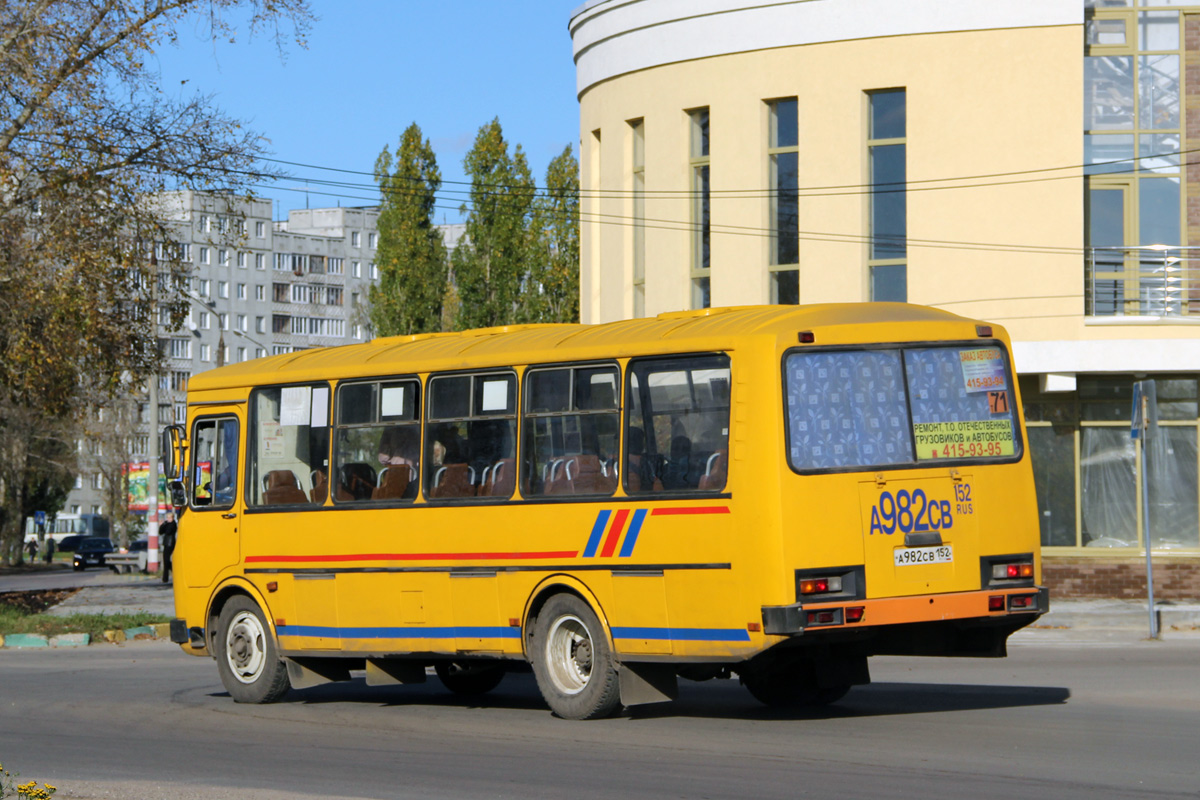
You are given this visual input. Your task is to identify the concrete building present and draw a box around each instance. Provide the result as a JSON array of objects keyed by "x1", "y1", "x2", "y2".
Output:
[
  {"x1": 62, "y1": 192, "x2": 381, "y2": 531},
  {"x1": 570, "y1": 0, "x2": 1200, "y2": 596}
]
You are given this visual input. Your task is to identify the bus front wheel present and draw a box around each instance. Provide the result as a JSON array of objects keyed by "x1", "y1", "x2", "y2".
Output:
[
  {"x1": 214, "y1": 596, "x2": 290, "y2": 704},
  {"x1": 530, "y1": 593, "x2": 621, "y2": 720}
]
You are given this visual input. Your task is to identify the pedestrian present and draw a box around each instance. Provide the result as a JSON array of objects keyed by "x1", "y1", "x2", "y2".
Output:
[
  {"x1": 25, "y1": 538, "x2": 38, "y2": 560},
  {"x1": 43, "y1": 536, "x2": 55, "y2": 564},
  {"x1": 160, "y1": 511, "x2": 178, "y2": 583}
]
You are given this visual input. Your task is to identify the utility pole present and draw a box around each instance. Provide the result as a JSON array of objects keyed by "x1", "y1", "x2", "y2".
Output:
[{"x1": 147, "y1": 252, "x2": 160, "y2": 574}]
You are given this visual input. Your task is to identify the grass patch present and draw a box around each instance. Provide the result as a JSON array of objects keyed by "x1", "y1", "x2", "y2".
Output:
[{"x1": 0, "y1": 591, "x2": 170, "y2": 639}]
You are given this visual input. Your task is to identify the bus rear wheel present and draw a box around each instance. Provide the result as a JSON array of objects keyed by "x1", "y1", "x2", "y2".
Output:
[
  {"x1": 530, "y1": 593, "x2": 620, "y2": 720},
  {"x1": 435, "y1": 661, "x2": 506, "y2": 695},
  {"x1": 741, "y1": 664, "x2": 852, "y2": 708},
  {"x1": 214, "y1": 596, "x2": 290, "y2": 704}
]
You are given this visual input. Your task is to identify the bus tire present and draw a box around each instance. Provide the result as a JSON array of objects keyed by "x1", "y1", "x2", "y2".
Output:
[
  {"x1": 741, "y1": 667, "x2": 851, "y2": 708},
  {"x1": 530, "y1": 593, "x2": 621, "y2": 720},
  {"x1": 435, "y1": 661, "x2": 506, "y2": 696},
  {"x1": 214, "y1": 596, "x2": 290, "y2": 704}
]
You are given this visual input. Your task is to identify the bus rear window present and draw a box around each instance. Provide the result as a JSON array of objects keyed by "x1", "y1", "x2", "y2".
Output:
[{"x1": 784, "y1": 344, "x2": 1019, "y2": 472}]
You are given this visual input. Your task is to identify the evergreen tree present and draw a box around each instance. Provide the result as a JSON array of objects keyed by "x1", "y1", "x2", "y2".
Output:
[
  {"x1": 521, "y1": 145, "x2": 580, "y2": 324},
  {"x1": 453, "y1": 118, "x2": 536, "y2": 330},
  {"x1": 370, "y1": 123, "x2": 447, "y2": 336}
]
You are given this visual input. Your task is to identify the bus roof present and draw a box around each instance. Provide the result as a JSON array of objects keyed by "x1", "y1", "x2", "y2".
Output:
[{"x1": 190, "y1": 303, "x2": 994, "y2": 392}]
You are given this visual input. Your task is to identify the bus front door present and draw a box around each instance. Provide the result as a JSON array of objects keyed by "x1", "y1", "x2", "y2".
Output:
[{"x1": 183, "y1": 413, "x2": 243, "y2": 589}]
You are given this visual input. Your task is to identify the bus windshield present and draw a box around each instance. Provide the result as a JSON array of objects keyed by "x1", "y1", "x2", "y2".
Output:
[{"x1": 784, "y1": 343, "x2": 1020, "y2": 472}]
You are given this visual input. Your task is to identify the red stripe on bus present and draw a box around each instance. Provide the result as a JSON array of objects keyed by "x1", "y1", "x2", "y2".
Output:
[
  {"x1": 650, "y1": 506, "x2": 730, "y2": 516},
  {"x1": 599, "y1": 508, "x2": 631, "y2": 558},
  {"x1": 244, "y1": 551, "x2": 579, "y2": 564}
]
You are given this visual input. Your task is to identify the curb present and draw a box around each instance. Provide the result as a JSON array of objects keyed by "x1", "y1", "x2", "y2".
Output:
[{"x1": 0, "y1": 627, "x2": 170, "y2": 649}]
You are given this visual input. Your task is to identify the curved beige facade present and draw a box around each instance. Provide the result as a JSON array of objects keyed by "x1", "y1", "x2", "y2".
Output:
[{"x1": 571, "y1": 1, "x2": 1200, "y2": 567}]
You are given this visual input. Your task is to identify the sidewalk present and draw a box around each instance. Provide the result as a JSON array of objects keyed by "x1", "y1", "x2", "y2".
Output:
[
  {"x1": 44, "y1": 578, "x2": 175, "y2": 617},
  {"x1": 1024, "y1": 598, "x2": 1200, "y2": 637}
]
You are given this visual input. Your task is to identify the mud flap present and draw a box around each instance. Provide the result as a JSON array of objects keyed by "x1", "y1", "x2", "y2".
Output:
[
  {"x1": 285, "y1": 657, "x2": 353, "y2": 689},
  {"x1": 619, "y1": 662, "x2": 678, "y2": 706},
  {"x1": 365, "y1": 658, "x2": 428, "y2": 686}
]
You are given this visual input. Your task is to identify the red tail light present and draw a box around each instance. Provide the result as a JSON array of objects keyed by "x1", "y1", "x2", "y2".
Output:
[
  {"x1": 845, "y1": 606, "x2": 865, "y2": 623},
  {"x1": 988, "y1": 595, "x2": 1004, "y2": 612},
  {"x1": 800, "y1": 576, "x2": 843, "y2": 595}
]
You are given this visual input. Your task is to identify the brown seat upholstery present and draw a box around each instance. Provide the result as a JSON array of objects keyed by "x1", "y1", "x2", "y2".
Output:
[
  {"x1": 429, "y1": 463, "x2": 475, "y2": 498},
  {"x1": 479, "y1": 458, "x2": 515, "y2": 497},
  {"x1": 309, "y1": 470, "x2": 328, "y2": 503},
  {"x1": 698, "y1": 450, "x2": 728, "y2": 491},
  {"x1": 546, "y1": 455, "x2": 616, "y2": 495},
  {"x1": 372, "y1": 465, "x2": 412, "y2": 500},
  {"x1": 262, "y1": 469, "x2": 307, "y2": 505},
  {"x1": 338, "y1": 462, "x2": 376, "y2": 502}
]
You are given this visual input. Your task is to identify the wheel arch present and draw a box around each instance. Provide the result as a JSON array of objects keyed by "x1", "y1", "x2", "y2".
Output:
[
  {"x1": 521, "y1": 574, "x2": 612, "y2": 661},
  {"x1": 206, "y1": 577, "x2": 274, "y2": 652}
]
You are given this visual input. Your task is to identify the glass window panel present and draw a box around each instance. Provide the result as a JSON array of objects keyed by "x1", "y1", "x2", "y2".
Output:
[
  {"x1": 871, "y1": 264, "x2": 907, "y2": 303},
  {"x1": 1147, "y1": 426, "x2": 1199, "y2": 549},
  {"x1": 1138, "y1": 133, "x2": 1180, "y2": 173},
  {"x1": 1080, "y1": 377, "x2": 1134, "y2": 421},
  {"x1": 1138, "y1": 177, "x2": 1180, "y2": 246},
  {"x1": 1154, "y1": 378, "x2": 1198, "y2": 420},
  {"x1": 772, "y1": 269, "x2": 799, "y2": 305},
  {"x1": 475, "y1": 374, "x2": 516, "y2": 416},
  {"x1": 528, "y1": 369, "x2": 571, "y2": 413},
  {"x1": 1080, "y1": 427, "x2": 1137, "y2": 546},
  {"x1": 1138, "y1": 54, "x2": 1179, "y2": 130},
  {"x1": 772, "y1": 151, "x2": 799, "y2": 265},
  {"x1": 692, "y1": 276, "x2": 710, "y2": 310},
  {"x1": 691, "y1": 108, "x2": 709, "y2": 158},
  {"x1": 248, "y1": 387, "x2": 329, "y2": 507},
  {"x1": 869, "y1": 90, "x2": 905, "y2": 139},
  {"x1": 1028, "y1": 426, "x2": 1078, "y2": 547},
  {"x1": 1086, "y1": 17, "x2": 1128, "y2": 46},
  {"x1": 576, "y1": 368, "x2": 619, "y2": 410},
  {"x1": 429, "y1": 376, "x2": 471, "y2": 420},
  {"x1": 1087, "y1": 0, "x2": 1130, "y2": 6},
  {"x1": 1138, "y1": 10, "x2": 1179, "y2": 50},
  {"x1": 693, "y1": 164, "x2": 710, "y2": 272},
  {"x1": 905, "y1": 346, "x2": 1018, "y2": 461},
  {"x1": 1087, "y1": 187, "x2": 1127, "y2": 249},
  {"x1": 380, "y1": 381, "x2": 417, "y2": 422},
  {"x1": 1085, "y1": 134, "x2": 1135, "y2": 175},
  {"x1": 785, "y1": 350, "x2": 912, "y2": 470},
  {"x1": 771, "y1": 98, "x2": 798, "y2": 148},
  {"x1": 338, "y1": 383, "x2": 375, "y2": 425},
  {"x1": 1085, "y1": 56, "x2": 1135, "y2": 131},
  {"x1": 870, "y1": 144, "x2": 906, "y2": 260}
]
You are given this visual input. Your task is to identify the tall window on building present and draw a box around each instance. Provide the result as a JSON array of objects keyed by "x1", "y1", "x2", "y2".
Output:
[
  {"x1": 689, "y1": 107, "x2": 711, "y2": 309},
  {"x1": 1084, "y1": 3, "x2": 1182, "y2": 316},
  {"x1": 631, "y1": 118, "x2": 647, "y2": 317},
  {"x1": 768, "y1": 98, "x2": 799, "y2": 304},
  {"x1": 867, "y1": 89, "x2": 907, "y2": 302}
]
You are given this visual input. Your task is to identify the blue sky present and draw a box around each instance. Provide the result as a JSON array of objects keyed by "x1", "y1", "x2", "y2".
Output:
[{"x1": 153, "y1": 2, "x2": 581, "y2": 223}]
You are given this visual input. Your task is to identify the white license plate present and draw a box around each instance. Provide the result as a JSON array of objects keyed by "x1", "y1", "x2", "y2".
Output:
[{"x1": 894, "y1": 544, "x2": 953, "y2": 566}]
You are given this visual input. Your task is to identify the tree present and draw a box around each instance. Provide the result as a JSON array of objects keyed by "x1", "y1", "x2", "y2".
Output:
[
  {"x1": 0, "y1": 0, "x2": 312, "y2": 564},
  {"x1": 453, "y1": 118, "x2": 536, "y2": 330},
  {"x1": 520, "y1": 145, "x2": 580, "y2": 324},
  {"x1": 370, "y1": 122, "x2": 447, "y2": 336}
]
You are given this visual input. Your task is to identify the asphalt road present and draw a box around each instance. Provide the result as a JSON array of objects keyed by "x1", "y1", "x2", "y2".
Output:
[{"x1": 1, "y1": 636, "x2": 1197, "y2": 800}]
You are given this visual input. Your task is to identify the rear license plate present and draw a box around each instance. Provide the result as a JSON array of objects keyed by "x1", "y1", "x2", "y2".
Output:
[{"x1": 894, "y1": 544, "x2": 953, "y2": 566}]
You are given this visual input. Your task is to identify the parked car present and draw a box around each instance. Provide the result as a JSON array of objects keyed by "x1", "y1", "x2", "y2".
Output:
[
  {"x1": 72, "y1": 537, "x2": 114, "y2": 571},
  {"x1": 57, "y1": 534, "x2": 85, "y2": 553}
]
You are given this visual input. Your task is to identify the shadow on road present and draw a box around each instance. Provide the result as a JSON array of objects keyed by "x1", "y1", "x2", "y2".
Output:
[{"x1": 204, "y1": 672, "x2": 1070, "y2": 721}]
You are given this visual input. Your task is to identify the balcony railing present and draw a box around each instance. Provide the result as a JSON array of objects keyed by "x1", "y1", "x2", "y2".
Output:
[{"x1": 1086, "y1": 246, "x2": 1200, "y2": 318}]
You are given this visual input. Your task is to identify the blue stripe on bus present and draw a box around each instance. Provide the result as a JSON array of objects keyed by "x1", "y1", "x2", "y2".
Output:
[
  {"x1": 618, "y1": 508, "x2": 648, "y2": 558},
  {"x1": 582, "y1": 509, "x2": 611, "y2": 558},
  {"x1": 611, "y1": 626, "x2": 751, "y2": 642},
  {"x1": 277, "y1": 625, "x2": 521, "y2": 640}
]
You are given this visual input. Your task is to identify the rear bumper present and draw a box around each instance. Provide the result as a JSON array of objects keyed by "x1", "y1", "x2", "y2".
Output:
[{"x1": 762, "y1": 586, "x2": 1048, "y2": 637}]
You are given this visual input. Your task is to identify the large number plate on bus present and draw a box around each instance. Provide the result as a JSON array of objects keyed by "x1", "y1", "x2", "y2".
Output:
[{"x1": 894, "y1": 544, "x2": 953, "y2": 566}]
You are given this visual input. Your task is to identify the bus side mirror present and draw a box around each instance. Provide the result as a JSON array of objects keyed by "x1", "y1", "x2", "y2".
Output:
[
  {"x1": 161, "y1": 425, "x2": 185, "y2": 480},
  {"x1": 168, "y1": 480, "x2": 188, "y2": 510}
]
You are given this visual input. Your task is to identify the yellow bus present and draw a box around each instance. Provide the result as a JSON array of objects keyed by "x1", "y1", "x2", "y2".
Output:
[{"x1": 162, "y1": 303, "x2": 1046, "y2": 719}]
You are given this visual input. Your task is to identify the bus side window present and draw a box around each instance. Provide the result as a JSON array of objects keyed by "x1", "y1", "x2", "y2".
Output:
[
  {"x1": 426, "y1": 372, "x2": 517, "y2": 500},
  {"x1": 191, "y1": 417, "x2": 239, "y2": 509},
  {"x1": 246, "y1": 385, "x2": 331, "y2": 508},
  {"x1": 333, "y1": 378, "x2": 420, "y2": 504},
  {"x1": 625, "y1": 355, "x2": 731, "y2": 494},
  {"x1": 523, "y1": 365, "x2": 619, "y2": 497}
]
